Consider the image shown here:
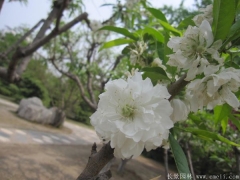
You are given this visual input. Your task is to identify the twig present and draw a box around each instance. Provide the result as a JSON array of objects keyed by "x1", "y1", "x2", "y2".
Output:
[
  {"x1": 51, "y1": 57, "x2": 97, "y2": 110},
  {"x1": 164, "y1": 149, "x2": 169, "y2": 180},
  {"x1": 185, "y1": 142, "x2": 196, "y2": 180},
  {"x1": 234, "y1": 147, "x2": 240, "y2": 178},
  {"x1": 101, "y1": 54, "x2": 124, "y2": 91}
]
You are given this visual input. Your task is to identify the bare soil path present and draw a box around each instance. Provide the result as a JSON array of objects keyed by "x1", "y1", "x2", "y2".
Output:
[{"x1": 0, "y1": 97, "x2": 170, "y2": 180}]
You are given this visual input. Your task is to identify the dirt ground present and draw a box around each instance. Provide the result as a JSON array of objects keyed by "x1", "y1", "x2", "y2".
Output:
[
  {"x1": 0, "y1": 143, "x2": 167, "y2": 180},
  {"x1": 0, "y1": 99, "x2": 172, "y2": 180}
]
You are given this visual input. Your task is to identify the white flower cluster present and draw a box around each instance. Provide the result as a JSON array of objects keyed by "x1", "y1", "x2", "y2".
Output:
[
  {"x1": 167, "y1": 4, "x2": 240, "y2": 111},
  {"x1": 125, "y1": 0, "x2": 140, "y2": 10},
  {"x1": 90, "y1": 20, "x2": 110, "y2": 43},
  {"x1": 167, "y1": 20, "x2": 223, "y2": 81},
  {"x1": 90, "y1": 72, "x2": 173, "y2": 159},
  {"x1": 90, "y1": 20, "x2": 103, "y2": 32},
  {"x1": 152, "y1": 58, "x2": 167, "y2": 70},
  {"x1": 193, "y1": 4, "x2": 213, "y2": 26},
  {"x1": 187, "y1": 68, "x2": 240, "y2": 111},
  {"x1": 130, "y1": 41, "x2": 147, "y2": 66}
]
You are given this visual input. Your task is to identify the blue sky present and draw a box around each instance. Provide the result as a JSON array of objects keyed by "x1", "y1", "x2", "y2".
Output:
[{"x1": 0, "y1": 0, "x2": 195, "y2": 29}]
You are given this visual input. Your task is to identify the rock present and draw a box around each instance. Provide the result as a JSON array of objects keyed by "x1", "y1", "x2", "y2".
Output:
[{"x1": 17, "y1": 97, "x2": 64, "y2": 127}]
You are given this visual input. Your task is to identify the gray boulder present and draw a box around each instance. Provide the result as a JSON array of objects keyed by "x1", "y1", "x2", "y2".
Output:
[{"x1": 17, "y1": 97, "x2": 64, "y2": 127}]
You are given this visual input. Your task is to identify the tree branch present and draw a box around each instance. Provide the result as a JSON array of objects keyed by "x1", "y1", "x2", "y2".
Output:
[
  {"x1": 55, "y1": 0, "x2": 69, "y2": 30},
  {"x1": 0, "y1": 0, "x2": 4, "y2": 13},
  {"x1": 101, "y1": 54, "x2": 124, "y2": 92},
  {"x1": 164, "y1": 149, "x2": 169, "y2": 180},
  {"x1": 168, "y1": 74, "x2": 189, "y2": 100},
  {"x1": 86, "y1": 42, "x2": 98, "y2": 105},
  {"x1": 185, "y1": 142, "x2": 196, "y2": 180},
  {"x1": 234, "y1": 147, "x2": 240, "y2": 178},
  {"x1": 4, "y1": 19, "x2": 45, "y2": 56},
  {"x1": 76, "y1": 142, "x2": 114, "y2": 180},
  {"x1": 4, "y1": 0, "x2": 89, "y2": 82},
  {"x1": 51, "y1": 58, "x2": 97, "y2": 111}
]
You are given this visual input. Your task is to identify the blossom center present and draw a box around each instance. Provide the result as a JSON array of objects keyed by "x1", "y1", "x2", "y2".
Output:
[
  {"x1": 121, "y1": 104, "x2": 135, "y2": 118},
  {"x1": 196, "y1": 46, "x2": 205, "y2": 54}
]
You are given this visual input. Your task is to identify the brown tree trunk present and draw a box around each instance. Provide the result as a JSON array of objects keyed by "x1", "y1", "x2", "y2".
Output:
[
  {"x1": 0, "y1": 0, "x2": 4, "y2": 13},
  {"x1": 15, "y1": 0, "x2": 64, "y2": 78}
]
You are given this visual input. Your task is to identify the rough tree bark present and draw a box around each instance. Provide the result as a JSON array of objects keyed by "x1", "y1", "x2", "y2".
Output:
[
  {"x1": 76, "y1": 142, "x2": 114, "y2": 180},
  {"x1": 76, "y1": 74, "x2": 189, "y2": 180}
]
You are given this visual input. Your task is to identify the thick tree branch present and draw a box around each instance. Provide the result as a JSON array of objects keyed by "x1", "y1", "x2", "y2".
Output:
[
  {"x1": 76, "y1": 142, "x2": 114, "y2": 180},
  {"x1": 0, "y1": 0, "x2": 4, "y2": 13},
  {"x1": 55, "y1": 0, "x2": 69, "y2": 30},
  {"x1": 51, "y1": 58, "x2": 97, "y2": 111},
  {"x1": 168, "y1": 74, "x2": 189, "y2": 100},
  {"x1": 7, "y1": 12, "x2": 88, "y2": 82},
  {"x1": 4, "y1": 19, "x2": 45, "y2": 56}
]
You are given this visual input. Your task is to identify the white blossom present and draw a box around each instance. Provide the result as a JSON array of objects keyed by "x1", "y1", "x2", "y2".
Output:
[
  {"x1": 187, "y1": 68, "x2": 240, "y2": 111},
  {"x1": 152, "y1": 58, "x2": 167, "y2": 70},
  {"x1": 129, "y1": 41, "x2": 147, "y2": 66},
  {"x1": 125, "y1": 0, "x2": 140, "y2": 9},
  {"x1": 90, "y1": 72, "x2": 173, "y2": 159},
  {"x1": 193, "y1": 4, "x2": 213, "y2": 27},
  {"x1": 167, "y1": 20, "x2": 223, "y2": 81},
  {"x1": 90, "y1": 20, "x2": 103, "y2": 31},
  {"x1": 170, "y1": 99, "x2": 190, "y2": 123}
]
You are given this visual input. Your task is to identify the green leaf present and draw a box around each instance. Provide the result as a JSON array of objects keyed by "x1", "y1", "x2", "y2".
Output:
[
  {"x1": 188, "y1": 113, "x2": 207, "y2": 129},
  {"x1": 121, "y1": 45, "x2": 131, "y2": 55},
  {"x1": 156, "y1": 42, "x2": 164, "y2": 60},
  {"x1": 182, "y1": 127, "x2": 240, "y2": 147},
  {"x1": 212, "y1": 0, "x2": 236, "y2": 41},
  {"x1": 223, "y1": 19, "x2": 240, "y2": 48},
  {"x1": 146, "y1": 7, "x2": 181, "y2": 36},
  {"x1": 163, "y1": 32, "x2": 172, "y2": 64},
  {"x1": 143, "y1": 26, "x2": 164, "y2": 43},
  {"x1": 221, "y1": 116, "x2": 228, "y2": 134},
  {"x1": 229, "y1": 114, "x2": 240, "y2": 131},
  {"x1": 99, "y1": 38, "x2": 134, "y2": 51},
  {"x1": 177, "y1": 15, "x2": 195, "y2": 30},
  {"x1": 146, "y1": 7, "x2": 168, "y2": 22},
  {"x1": 99, "y1": 26, "x2": 138, "y2": 40},
  {"x1": 214, "y1": 104, "x2": 231, "y2": 124},
  {"x1": 142, "y1": 67, "x2": 170, "y2": 82},
  {"x1": 159, "y1": 20, "x2": 182, "y2": 36},
  {"x1": 169, "y1": 134, "x2": 191, "y2": 177}
]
